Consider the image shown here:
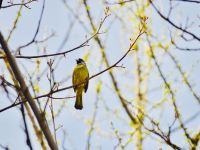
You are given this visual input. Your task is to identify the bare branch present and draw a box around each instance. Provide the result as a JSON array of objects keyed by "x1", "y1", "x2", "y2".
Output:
[
  {"x1": 1, "y1": 0, "x2": 37, "y2": 9},
  {"x1": 0, "y1": 0, "x2": 3, "y2": 9},
  {"x1": 83, "y1": 0, "x2": 141, "y2": 124},
  {"x1": 0, "y1": 31, "x2": 58, "y2": 150},
  {"x1": 105, "y1": 0, "x2": 135, "y2": 5},
  {"x1": 172, "y1": 0, "x2": 200, "y2": 4},
  {"x1": 17, "y1": 0, "x2": 45, "y2": 51},
  {"x1": 0, "y1": 28, "x2": 144, "y2": 113},
  {"x1": 0, "y1": 13, "x2": 107, "y2": 60},
  {"x1": 20, "y1": 104, "x2": 33, "y2": 150},
  {"x1": 150, "y1": 0, "x2": 200, "y2": 41}
]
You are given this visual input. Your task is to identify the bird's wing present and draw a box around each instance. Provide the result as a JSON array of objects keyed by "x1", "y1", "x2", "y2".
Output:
[
  {"x1": 84, "y1": 72, "x2": 89, "y2": 93},
  {"x1": 72, "y1": 69, "x2": 76, "y2": 92}
]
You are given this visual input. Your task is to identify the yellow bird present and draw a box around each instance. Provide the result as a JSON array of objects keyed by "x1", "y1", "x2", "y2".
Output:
[{"x1": 72, "y1": 58, "x2": 89, "y2": 110}]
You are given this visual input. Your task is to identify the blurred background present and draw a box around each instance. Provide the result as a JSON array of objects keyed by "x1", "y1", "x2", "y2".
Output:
[{"x1": 0, "y1": 0, "x2": 200, "y2": 150}]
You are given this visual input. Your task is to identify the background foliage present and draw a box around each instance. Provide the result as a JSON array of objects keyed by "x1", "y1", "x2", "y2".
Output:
[{"x1": 0, "y1": 0, "x2": 200, "y2": 150}]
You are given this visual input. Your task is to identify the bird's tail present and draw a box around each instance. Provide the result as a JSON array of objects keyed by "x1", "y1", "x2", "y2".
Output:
[{"x1": 75, "y1": 90, "x2": 83, "y2": 110}]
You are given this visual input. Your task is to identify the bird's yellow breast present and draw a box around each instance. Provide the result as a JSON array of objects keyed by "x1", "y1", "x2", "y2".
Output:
[{"x1": 72, "y1": 64, "x2": 89, "y2": 91}]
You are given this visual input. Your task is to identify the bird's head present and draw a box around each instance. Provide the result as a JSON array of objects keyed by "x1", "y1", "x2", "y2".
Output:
[{"x1": 76, "y1": 58, "x2": 85, "y2": 64}]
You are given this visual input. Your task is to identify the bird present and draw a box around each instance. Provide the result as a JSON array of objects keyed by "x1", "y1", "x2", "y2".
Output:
[{"x1": 72, "y1": 58, "x2": 89, "y2": 110}]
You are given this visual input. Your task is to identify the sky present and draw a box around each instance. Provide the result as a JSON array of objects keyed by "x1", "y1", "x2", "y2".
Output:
[{"x1": 0, "y1": 0, "x2": 200, "y2": 150}]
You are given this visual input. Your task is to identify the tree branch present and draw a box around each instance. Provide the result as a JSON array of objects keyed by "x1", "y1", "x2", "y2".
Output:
[
  {"x1": 0, "y1": 0, "x2": 3, "y2": 9},
  {"x1": 17, "y1": 0, "x2": 45, "y2": 51},
  {"x1": 1, "y1": 0, "x2": 37, "y2": 9},
  {"x1": 150, "y1": 0, "x2": 200, "y2": 41},
  {"x1": 20, "y1": 104, "x2": 33, "y2": 150},
  {"x1": 83, "y1": 0, "x2": 140, "y2": 124},
  {"x1": 0, "y1": 32, "x2": 58, "y2": 150},
  {"x1": 0, "y1": 28, "x2": 144, "y2": 113},
  {"x1": 172, "y1": 0, "x2": 200, "y2": 4}
]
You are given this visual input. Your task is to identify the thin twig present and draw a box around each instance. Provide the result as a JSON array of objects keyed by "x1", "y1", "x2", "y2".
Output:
[
  {"x1": 1, "y1": 0, "x2": 37, "y2": 9},
  {"x1": 17, "y1": 0, "x2": 45, "y2": 51},
  {"x1": 20, "y1": 104, "x2": 33, "y2": 150},
  {"x1": 172, "y1": 0, "x2": 200, "y2": 3},
  {"x1": 150, "y1": 0, "x2": 200, "y2": 41}
]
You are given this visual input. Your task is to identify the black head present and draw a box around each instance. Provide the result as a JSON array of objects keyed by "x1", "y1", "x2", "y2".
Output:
[{"x1": 76, "y1": 58, "x2": 85, "y2": 64}]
